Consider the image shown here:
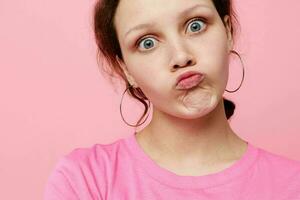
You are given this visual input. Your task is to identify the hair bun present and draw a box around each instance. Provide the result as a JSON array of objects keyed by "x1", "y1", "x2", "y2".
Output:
[{"x1": 223, "y1": 97, "x2": 235, "y2": 120}]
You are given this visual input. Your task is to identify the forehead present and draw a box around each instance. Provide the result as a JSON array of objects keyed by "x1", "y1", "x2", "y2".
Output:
[{"x1": 114, "y1": 0, "x2": 216, "y2": 36}]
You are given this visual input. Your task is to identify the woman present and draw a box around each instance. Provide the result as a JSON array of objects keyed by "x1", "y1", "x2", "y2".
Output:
[{"x1": 44, "y1": 0, "x2": 300, "y2": 199}]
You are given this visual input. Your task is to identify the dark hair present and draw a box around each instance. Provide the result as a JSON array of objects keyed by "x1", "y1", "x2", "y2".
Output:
[{"x1": 93, "y1": 0, "x2": 241, "y2": 126}]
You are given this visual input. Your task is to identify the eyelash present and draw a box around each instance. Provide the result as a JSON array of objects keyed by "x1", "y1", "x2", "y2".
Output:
[{"x1": 134, "y1": 17, "x2": 207, "y2": 49}]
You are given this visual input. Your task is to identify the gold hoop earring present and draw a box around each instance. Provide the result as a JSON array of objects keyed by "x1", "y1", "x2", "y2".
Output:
[
  {"x1": 225, "y1": 50, "x2": 245, "y2": 93},
  {"x1": 119, "y1": 84, "x2": 151, "y2": 127}
]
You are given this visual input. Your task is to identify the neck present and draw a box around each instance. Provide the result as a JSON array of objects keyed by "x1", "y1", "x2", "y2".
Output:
[{"x1": 135, "y1": 99, "x2": 247, "y2": 166}]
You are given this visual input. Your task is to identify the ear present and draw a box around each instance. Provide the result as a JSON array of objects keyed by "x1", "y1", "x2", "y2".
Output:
[
  {"x1": 116, "y1": 55, "x2": 138, "y2": 87},
  {"x1": 223, "y1": 15, "x2": 233, "y2": 52}
]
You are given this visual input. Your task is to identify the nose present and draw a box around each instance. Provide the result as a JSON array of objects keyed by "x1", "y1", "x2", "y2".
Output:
[{"x1": 169, "y1": 46, "x2": 196, "y2": 71}]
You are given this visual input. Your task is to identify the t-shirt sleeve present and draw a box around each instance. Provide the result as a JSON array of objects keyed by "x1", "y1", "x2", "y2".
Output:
[
  {"x1": 280, "y1": 163, "x2": 300, "y2": 199},
  {"x1": 43, "y1": 157, "x2": 79, "y2": 200}
]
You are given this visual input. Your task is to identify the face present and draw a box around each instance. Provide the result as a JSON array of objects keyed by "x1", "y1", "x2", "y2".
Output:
[{"x1": 114, "y1": 0, "x2": 233, "y2": 119}]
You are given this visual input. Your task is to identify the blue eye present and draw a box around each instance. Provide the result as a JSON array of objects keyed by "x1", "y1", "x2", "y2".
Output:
[
  {"x1": 187, "y1": 18, "x2": 206, "y2": 33},
  {"x1": 136, "y1": 18, "x2": 206, "y2": 51},
  {"x1": 137, "y1": 37, "x2": 156, "y2": 51}
]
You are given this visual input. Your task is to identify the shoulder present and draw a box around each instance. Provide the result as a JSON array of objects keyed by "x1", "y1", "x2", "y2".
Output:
[
  {"x1": 65, "y1": 138, "x2": 123, "y2": 167},
  {"x1": 44, "y1": 137, "x2": 125, "y2": 200},
  {"x1": 256, "y1": 146, "x2": 300, "y2": 171},
  {"x1": 58, "y1": 137, "x2": 125, "y2": 182},
  {"x1": 254, "y1": 145, "x2": 300, "y2": 195}
]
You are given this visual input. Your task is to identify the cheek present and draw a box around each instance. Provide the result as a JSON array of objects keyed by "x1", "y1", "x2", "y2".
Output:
[
  {"x1": 209, "y1": 28, "x2": 228, "y2": 57},
  {"x1": 203, "y1": 30, "x2": 228, "y2": 62},
  {"x1": 195, "y1": 32, "x2": 229, "y2": 89},
  {"x1": 125, "y1": 59, "x2": 168, "y2": 96},
  {"x1": 126, "y1": 52, "x2": 168, "y2": 86}
]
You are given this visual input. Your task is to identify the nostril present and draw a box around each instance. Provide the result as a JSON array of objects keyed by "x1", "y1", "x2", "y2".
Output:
[
  {"x1": 173, "y1": 64, "x2": 180, "y2": 69},
  {"x1": 186, "y1": 60, "x2": 192, "y2": 65},
  {"x1": 173, "y1": 59, "x2": 194, "y2": 70}
]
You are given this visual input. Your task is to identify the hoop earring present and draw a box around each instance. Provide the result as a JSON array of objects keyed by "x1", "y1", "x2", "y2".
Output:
[
  {"x1": 119, "y1": 84, "x2": 151, "y2": 127},
  {"x1": 225, "y1": 50, "x2": 245, "y2": 93}
]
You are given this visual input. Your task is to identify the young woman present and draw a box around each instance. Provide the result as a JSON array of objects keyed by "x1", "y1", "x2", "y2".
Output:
[{"x1": 44, "y1": 0, "x2": 300, "y2": 199}]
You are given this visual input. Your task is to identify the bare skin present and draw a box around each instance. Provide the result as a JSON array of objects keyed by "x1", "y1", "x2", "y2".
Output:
[
  {"x1": 135, "y1": 99, "x2": 247, "y2": 176},
  {"x1": 114, "y1": 0, "x2": 248, "y2": 176}
]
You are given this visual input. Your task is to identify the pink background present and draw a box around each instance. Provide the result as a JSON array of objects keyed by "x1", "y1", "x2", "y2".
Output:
[{"x1": 1, "y1": 0, "x2": 300, "y2": 199}]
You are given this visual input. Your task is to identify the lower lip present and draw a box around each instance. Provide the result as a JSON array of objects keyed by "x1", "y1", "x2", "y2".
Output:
[{"x1": 176, "y1": 74, "x2": 204, "y2": 90}]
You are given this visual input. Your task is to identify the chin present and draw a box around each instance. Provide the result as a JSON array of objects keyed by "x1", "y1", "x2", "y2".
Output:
[{"x1": 172, "y1": 95, "x2": 218, "y2": 120}]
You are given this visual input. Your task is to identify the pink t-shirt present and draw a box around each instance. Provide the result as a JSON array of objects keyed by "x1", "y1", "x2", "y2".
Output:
[{"x1": 44, "y1": 133, "x2": 300, "y2": 199}]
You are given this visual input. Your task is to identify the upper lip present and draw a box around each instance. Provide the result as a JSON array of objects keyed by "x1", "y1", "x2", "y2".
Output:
[{"x1": 176, "y1": 70, "x2": 204, "y2": 86}]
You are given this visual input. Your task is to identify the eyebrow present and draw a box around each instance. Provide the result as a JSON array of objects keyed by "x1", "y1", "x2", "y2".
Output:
[{"x1": 124, "y1": 4, "x2": 212, "y2": 38}]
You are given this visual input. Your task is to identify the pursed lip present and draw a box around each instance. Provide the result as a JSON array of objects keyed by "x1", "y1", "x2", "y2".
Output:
[{"x1": 176, "y1": 70, "x2": 204, "y2": 86}]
